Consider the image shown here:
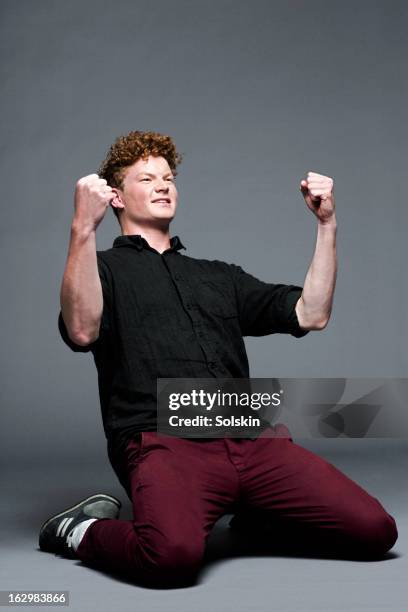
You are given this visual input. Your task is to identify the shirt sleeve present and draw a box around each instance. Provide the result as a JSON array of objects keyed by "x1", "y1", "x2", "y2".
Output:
[
  {"x1": 58, "y1": 253, "x2": 112, "y2": 353},
  {"x1": 229, "y1": 263, "x2": 309, "y2": 338}
]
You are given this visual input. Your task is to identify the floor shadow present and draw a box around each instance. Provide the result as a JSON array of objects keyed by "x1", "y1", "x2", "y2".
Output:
[{"x1": 203, "y1": 519, "x2": 401, "y2": 565}]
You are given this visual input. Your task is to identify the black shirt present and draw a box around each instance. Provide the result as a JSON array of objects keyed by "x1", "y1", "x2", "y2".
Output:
[{"x1": 58, "y1": 234, "x2": 309, "y2": 455}]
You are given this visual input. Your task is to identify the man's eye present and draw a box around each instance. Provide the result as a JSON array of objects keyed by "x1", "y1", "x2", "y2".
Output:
[{"x1": 141, "y1": 178, "x2": 151, "y2": 182}]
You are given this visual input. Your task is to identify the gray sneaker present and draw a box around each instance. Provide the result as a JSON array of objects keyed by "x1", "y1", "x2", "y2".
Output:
[{"x1": 39, "y1": 493, "x2": 121, "y2": 558}]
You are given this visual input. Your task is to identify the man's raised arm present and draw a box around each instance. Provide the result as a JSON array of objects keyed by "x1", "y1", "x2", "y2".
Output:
[
  {"x1": 60, "y1": 174, "x2": 116, "y2": 346},
  {"x1": 295, "y1": 171, "x2": 337, "y2": 331}
]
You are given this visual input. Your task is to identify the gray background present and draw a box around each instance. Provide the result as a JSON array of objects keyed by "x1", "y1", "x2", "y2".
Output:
[{"x1": 1, "y1": 1, "x2": 407, "y2": 610}]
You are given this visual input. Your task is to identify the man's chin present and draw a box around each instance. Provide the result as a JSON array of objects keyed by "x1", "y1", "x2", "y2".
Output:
[
  {"x1": 153, "y1": 211, "x2": 176, "y2": 222},
  {"x1": 124, "y1": 212, "x2": 175, "y2": 229},
  {"x1": 151, "y1": 213, "x2": 176, "y2": 229}
]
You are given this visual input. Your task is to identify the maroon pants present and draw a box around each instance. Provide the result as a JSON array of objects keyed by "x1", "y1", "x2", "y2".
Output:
[{"x1": 76, "y1": 425, "x2": 398, "y2": 587}]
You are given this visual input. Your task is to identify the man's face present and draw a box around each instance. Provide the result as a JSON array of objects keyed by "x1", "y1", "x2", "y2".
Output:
[{"x1": 117, "y1": 155, "x2": 178, "y2": 227}]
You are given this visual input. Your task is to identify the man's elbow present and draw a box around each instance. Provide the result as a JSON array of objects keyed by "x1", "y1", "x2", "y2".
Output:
[
  {"x1": 308, "y1": 317, "x2": 330, "y2": 331},
  {"x1": 61, "y1": 309, "x2": 102, "y2": 346},
  {"x1": 295, "y1": 299, "x2": 331, "y2": 331},
  {"x1": 297, "y1": 319, "x2": 328, "y2": 332},
  {"x1": 68, "y1": 329, "x2": 99, "y2": 346},
  {"x1": 65, "y1": 317, "x2": 101, "y2": 346}
]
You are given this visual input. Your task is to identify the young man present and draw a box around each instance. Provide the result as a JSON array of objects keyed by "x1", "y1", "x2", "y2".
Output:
[{"x1": 39, "y1": 131, "x2": 397, "y2": 588}]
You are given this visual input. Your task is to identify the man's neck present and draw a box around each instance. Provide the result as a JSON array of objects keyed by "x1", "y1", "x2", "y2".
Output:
[{"x1": 120, "y1": 223, "x2": 172, "y2": 254}]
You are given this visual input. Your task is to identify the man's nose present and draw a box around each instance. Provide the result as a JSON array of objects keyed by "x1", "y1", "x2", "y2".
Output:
[{"x1": 154, "y1": 180, "x2": 169, "y2": 192}]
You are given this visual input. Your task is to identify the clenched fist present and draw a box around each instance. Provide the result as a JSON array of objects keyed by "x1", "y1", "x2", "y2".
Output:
[
  {"x1": 73, "y1": 174, "x2": 117, "y2": 232},
  {"x1": 300, "y1": 171, "x2": 336, "y2": 225}
]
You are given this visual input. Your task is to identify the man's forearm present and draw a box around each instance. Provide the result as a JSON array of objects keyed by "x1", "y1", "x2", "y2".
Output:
[
  {"x1": 60, "y1": 223, "x2": 103, "y2": 345},
  {"x1": 296, "y1": 218, "x2": 337, "y2": 330}
]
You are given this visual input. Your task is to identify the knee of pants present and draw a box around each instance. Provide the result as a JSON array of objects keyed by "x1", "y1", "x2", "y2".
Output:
[
  {"x1": 132, "y1": 534, "x2": 205, "y2": 586},
  {"x1": 347, "y1": 507, "x2": 398, "y2": 558}
]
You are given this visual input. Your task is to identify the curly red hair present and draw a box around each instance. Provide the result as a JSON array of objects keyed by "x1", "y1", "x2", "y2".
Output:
[{"x1": 98, "y1": 130, "x2": 182, "y2": 224}]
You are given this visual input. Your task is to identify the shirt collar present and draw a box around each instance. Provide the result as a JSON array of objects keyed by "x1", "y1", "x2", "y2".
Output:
[{"x1": 112, "y1": 234, "x2": 186, "y2": 253}]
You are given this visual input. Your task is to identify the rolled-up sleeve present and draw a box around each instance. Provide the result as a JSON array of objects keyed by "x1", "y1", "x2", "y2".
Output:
[
  {"x1": 58, "y1": 253, "x2": 112, "y2": 353},
  {"x1": 229, "y1": 264, "x2": 309, "y2": 338}
]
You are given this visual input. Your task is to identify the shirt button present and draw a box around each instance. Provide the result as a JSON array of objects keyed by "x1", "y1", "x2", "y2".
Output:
[
  {"x1": 174, "y1": 273, "x2": 182, "y2": 280},
  {"x1": 208, "y1": 361, "x2": 216, "y2": 368},
  {"x1": 198, "y1": 331, "x2": 204, "y2": 338}
]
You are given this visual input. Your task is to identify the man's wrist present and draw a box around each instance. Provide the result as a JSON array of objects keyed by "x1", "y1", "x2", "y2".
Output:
[
  {"x1": 70, "y1": 219, "x2": 97, "y2": 242},
  {"x1": 317, "y1": 216, "x2": 337, "y2": 231}
]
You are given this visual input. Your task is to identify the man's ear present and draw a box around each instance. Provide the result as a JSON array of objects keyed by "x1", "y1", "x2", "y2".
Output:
[{"x1": 110, "y1": 187, "x2": 125, "y2": 209}]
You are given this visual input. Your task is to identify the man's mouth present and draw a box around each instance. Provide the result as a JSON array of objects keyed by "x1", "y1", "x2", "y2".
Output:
[{"x1": 152, "y1": 198, "x2": 171, "y2": 204}]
